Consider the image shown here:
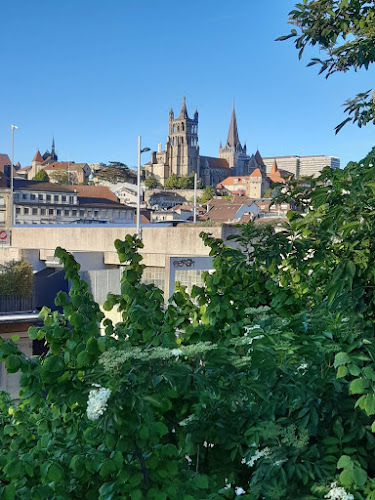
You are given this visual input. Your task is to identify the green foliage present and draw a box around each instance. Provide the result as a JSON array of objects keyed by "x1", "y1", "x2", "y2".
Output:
[
  {"x1": 0, "y1": 260, "x2": 33, "y2": 297},
  {"x1": 164, "y1": 173, "x2": 198, "y2": 190},
  {"x1": 144, "y1": 175, "x2": 160, "y2": 189},
  {"x1": 32, "y1": 170, "x2": 49, "y2": 182},
  {"x1": 3, "y1": 150, "x2": 375, "y2": 497},
  {"x1": 198, "y1": 185, "x2": 215, "y2": 203},
  {"x1": 279, "y1": 0, "x2": 375, "y2": 132}
]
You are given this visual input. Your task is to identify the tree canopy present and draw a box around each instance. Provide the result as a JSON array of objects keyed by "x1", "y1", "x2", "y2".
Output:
[
  {"x1": 32, "y1": 170, "x2": 49, "y2": 182},
  {"x1": 279, "y1": 0, "x2": 375, "y2": 132}
]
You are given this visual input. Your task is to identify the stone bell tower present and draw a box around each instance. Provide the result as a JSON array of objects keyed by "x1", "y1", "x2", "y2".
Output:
[{"x1": 167, "y1": 96, "x2": 199, "y2": 177}]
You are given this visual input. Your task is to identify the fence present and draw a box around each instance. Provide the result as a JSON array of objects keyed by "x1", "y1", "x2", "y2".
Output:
[{"x1": 0, "y1": 295, "x2": 35, "y2": 313}]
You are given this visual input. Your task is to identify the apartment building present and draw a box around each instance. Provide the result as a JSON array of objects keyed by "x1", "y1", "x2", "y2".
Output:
[{"x1": 2, "y1": 181, "x2": 135, "y2": 225}]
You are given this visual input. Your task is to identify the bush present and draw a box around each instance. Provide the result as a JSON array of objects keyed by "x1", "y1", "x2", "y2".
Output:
[
  {"x1": 0, "y1": 260, "x2": 33, "y2": 297},
  {"x1": 2, "y1": 150, "x2": 375, "y2": 498}
]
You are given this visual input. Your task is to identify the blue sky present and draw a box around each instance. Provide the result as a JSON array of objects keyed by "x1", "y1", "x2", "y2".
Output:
[{"x1": 1, "y1": 0, "x2": 374, "y2": 170}]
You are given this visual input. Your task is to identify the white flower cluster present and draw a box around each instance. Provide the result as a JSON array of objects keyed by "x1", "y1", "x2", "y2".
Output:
[
  {"x1": 241, "y1": 447, "x2": 269, "y2": 468},
  {"x1": 203, "y1": 441, "x2": 214, "y2": 448},
  {"x1": 325, "y1": 482, "x2": 354, "y2": 500},
  {"x1": 235, "y1": 486, "x2": 246, "y2": 495},
  {"x1": 86, "y1": 386, "x2": 111, "y2": 421},
  {"x1": 99, "y1": 342, "x2": 217, "y2": 371}
]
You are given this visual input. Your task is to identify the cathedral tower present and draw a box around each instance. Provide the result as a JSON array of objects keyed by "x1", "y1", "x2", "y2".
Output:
[
  {"x1": 219, "y1": 105, "x2": 249, "y2": 174},
  {"x1": 167, "y1": 96, "x2": 199, "y2": 177}
]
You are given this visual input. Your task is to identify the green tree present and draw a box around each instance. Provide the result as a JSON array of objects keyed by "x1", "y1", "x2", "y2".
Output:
[
  {"x1": 198, "y1": 185, "x2": 215, "y2": 203},
  {"x1": 144, "y1": 175, "x2": 160, "y2": 189},
  {"x1": 32, "y1": 170, "x2": 49, "y2": 182},
  {"x1": 279, "y1": 0, "x2": 375, "y2": 132},
  {"x1": 0, "y1": 260, "x2": 33, "y2": 297},
  {"x1": 164, "y1": 173, "x2": 179, "y2": 189},
  {"x1": 177, "y1": 173, "x2": 195, "y2": 189}
]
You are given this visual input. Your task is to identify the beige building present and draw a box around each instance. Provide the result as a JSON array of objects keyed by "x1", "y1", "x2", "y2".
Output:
[{"x1": 263, "y1": 155, "x2": 340, "y2": 178}]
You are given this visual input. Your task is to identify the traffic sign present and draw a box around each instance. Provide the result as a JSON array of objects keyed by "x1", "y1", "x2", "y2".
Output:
[{"x1": 0, "y1": 229, "x2": 11, "y2": 246}]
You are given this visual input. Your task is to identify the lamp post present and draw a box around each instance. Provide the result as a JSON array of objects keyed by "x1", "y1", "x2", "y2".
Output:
[
  {"x1": 136, "y1": 136, "x2": 150, "y2": 239},
  {"x1": 10, "y1": 124, "x2": 19, "y2": 227}
]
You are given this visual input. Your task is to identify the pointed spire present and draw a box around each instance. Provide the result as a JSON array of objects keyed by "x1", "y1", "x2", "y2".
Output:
[
  {"x1": 226, "y1": 105, "x2": 241, "y2": 149},
  {"x1": 178, "y1": 96, "x2": 189, "y2": 119},
  {"x1": 271, "y1": 159, "x2": 278, "y2": 174},
  {"x1": 32, "y1": 150, "x2": 44, "y2": 163},
  {"x1": 51, "y1": 136, "x2": 55, "y2": 154}
]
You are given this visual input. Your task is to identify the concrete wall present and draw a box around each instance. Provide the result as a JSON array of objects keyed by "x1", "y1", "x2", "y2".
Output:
[{"x1": 8, "y1": 225, "x2": 235, "y2": 266}]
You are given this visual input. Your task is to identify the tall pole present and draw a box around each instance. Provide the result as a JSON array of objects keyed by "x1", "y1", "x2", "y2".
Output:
[
  {"x1": 136, "y1": 135, "x2": 141, "y2": 238},
  {"x1": 193, "y1": 173, "x2": 197, "y2": 224},
  {"x1": 10, "y1": 125, "x2": 18, "y2": 227}
]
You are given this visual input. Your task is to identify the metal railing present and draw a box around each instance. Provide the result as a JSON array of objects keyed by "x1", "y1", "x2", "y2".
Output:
[{"x1": 0, "y1": 295, "x2": 35, "y2": 313}]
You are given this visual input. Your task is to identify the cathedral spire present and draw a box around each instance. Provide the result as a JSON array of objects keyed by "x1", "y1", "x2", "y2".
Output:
[
  {"x1": 51, "y1": 136, "x2": 55, "y2": 156},
  {"x1": 226, "y1": 105, "x2": 241, "y2": 149},
  {"x1": 178, "y1": 96, "x2": 189, "y2": 119}
]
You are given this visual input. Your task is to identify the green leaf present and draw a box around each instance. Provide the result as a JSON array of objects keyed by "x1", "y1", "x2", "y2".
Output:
[
  {"x1": 194, "y1": 475, "x2": 209, "y2": 489},
  {"x1": 3, "y1": 484, "x2": 16, "y2": 500},
  {"x1": 334, "y1": 352, "x2": 350, "y2": 368},
  {"x1": 349, "y1": 378, "x2": 368, "y2": 395},
  {"x1": 337, "y1": 455, "x2": 352, "y2": 469},
  {"x1": 337, "y1": 366, "x2": 348, "y2": 378},
  {"x1": 77, "y1": 350, "x2": 90, "y2": 367},
  {"x1": 5, "y1": 354, "x2": 21, "y2": 373},
  {"x1": 48, "y1": 463, "x2": 63, "y2": 482}
]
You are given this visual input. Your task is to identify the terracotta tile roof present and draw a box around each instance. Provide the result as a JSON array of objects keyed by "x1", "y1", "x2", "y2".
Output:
[
  {"x1": 71, "y1": 185, "x2": 118, "y2": 202},
  {"x1": 199, "y1": 156, "x2": 230, "y2": 169},
  {"x1": 267, "y1": 160, "x2": 286, "y2": 183},
  {"x1": 32, "y1": 150, "x2": 44, "y2": 163},
  {"x1": 17, "y1": 165, "x2": 32, "y2": 172},
  {"x1": 250, "y1": 168, "x2": 262, "y2": 178},
  {"x1": 207, "y1": 204, "x2": 245, "y2": 222},
  {"x1": 217, "y1": 176, "x2": 248, "y2": 188},
  {"x1": 134, "y1": 214, "x2": 150, "y2": 224},
  {"x1": 14, "y1": 180, "x2": 73, "y2": 192}
]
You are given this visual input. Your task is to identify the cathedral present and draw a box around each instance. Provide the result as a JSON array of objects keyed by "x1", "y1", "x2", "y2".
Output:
[{"x1": 144, "y1": 97, "x2": 270, "y2": 187}]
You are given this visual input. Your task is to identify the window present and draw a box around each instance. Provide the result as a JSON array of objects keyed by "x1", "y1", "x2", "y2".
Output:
[
  {"x1": 79, "y1": 210, "x2": 85, "y2": 216},
  {"x1": 41, "y1": 209, "x2": 46, "y2": 215},
  {"x1": 54, "y1": 195, "x2": 59, "y2": 202},
  {"x1": 56, "y1": 210, "x2": 61, "y2": 215},
  {"x1": 46, "y1": 195, "x2": 51, "y2": 202},
  {"x1": 72, "y1": 209, "x2": 77, "y2": 216},
  {"x1": 32, "y1": 208, "x2": 38, "y2": 215},
  {"x1": 94, "y1": 210, "x2": 99, "y2": 217},
  {"x1": 87, "y1": 210, "x2": 92, "y2": 217},
  {"x1": 64, "y1": 210, "x2": 69, "y2": 216},
  {"x1": 23, "y1": 194, "x2": 27, "y2": 200},
  {"x1": 30, "y1": 194, "x2": 36, "y2": 200},
  {"x1": 16, "y1": 208, "x2": 20, "y2": 214},
  {"x1": 49, "y1": 209, "x2": 54, "y2": 215},
  {"x1": 70, "y1": 196, "x2": 75, "y2": 204},
  {"x1": 24, "y1": 208, "x2": 29, "y2": 214},
  {"x1": 62, "y1": 196, "x2": 66, "y2": 202},
  {"x1": 38, "y1": 194, "x2": 43, "y2": 201}
]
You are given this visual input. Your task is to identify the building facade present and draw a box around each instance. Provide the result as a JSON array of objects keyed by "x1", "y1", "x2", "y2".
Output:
[
  {"x1": 263, "y1": 155, "x2": 340, "y2": 178},
  {"x1": 7, "y1": 181, "x2": 135, "y2": 225}
]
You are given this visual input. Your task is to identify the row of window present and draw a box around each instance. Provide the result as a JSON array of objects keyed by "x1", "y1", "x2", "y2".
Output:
[
  {"x1": 15, "y1": 206, "x2": 133, "y2": 219},
  {"x1": 15, "y1": 192, "x2": 77, "y2": 204}
]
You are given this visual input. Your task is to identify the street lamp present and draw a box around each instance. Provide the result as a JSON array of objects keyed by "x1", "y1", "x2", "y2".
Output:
[
  {"x1": 136, "y1": 135, "x2": 150, "y2": 239},
  {"x1": 10, "y1": 124, "x2": 19, "y2": 227}
]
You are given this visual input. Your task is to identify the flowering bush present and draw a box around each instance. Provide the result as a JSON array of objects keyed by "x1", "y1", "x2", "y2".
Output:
[{"x1": 1, "y1": 151, "x2": 375, "y2": 498}]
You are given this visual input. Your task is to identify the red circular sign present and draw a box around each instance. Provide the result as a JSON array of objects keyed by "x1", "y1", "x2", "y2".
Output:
[{"x1": 0, "y1": 230, "x2": 8, "y2": 240}]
